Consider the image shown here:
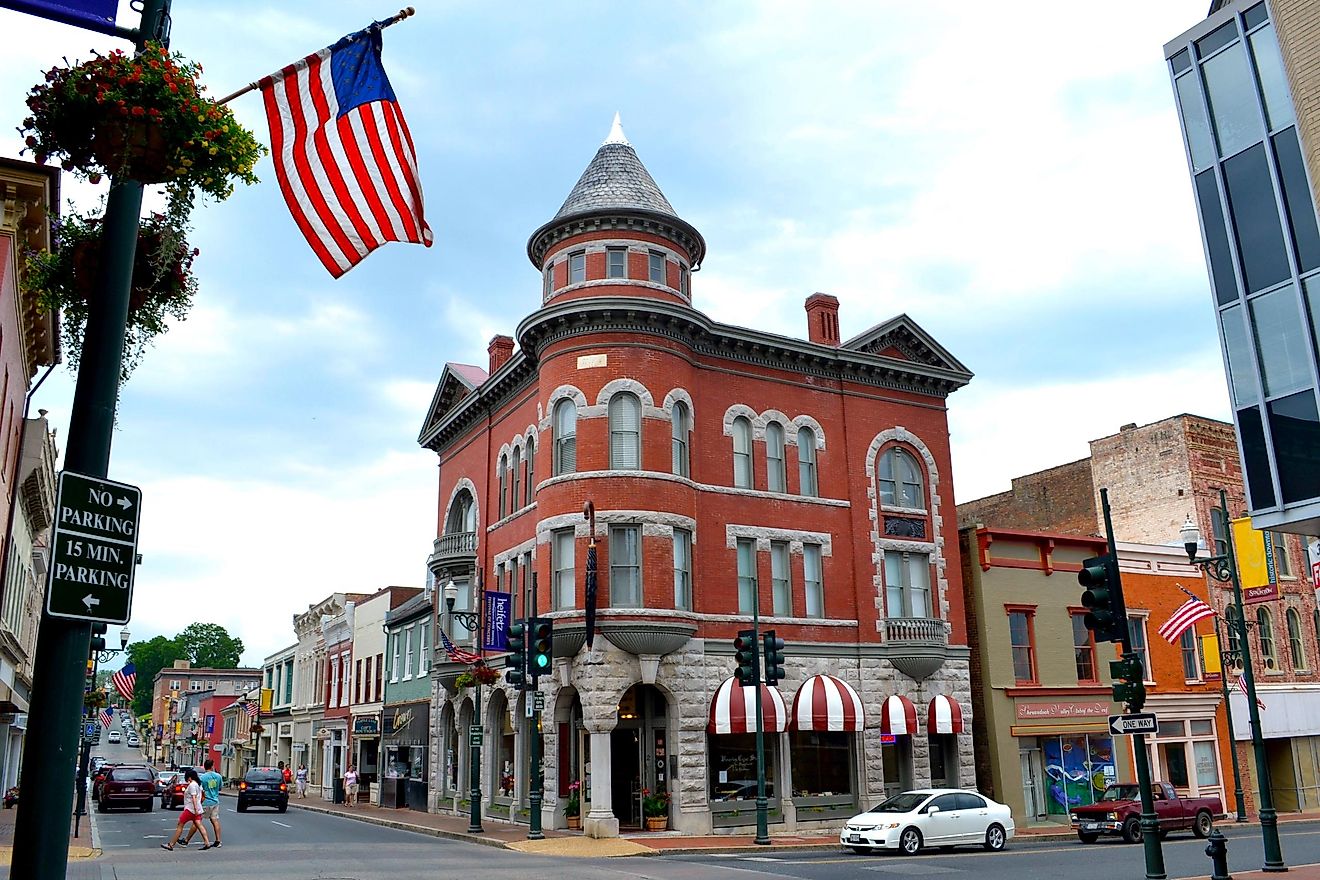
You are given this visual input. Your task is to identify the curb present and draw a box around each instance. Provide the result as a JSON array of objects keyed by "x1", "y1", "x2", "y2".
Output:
[{"x1": 281, "y1": 799, "x2": 514, "y2": 850}]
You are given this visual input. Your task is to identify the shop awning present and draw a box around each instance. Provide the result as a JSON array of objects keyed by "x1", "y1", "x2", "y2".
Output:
[
  {"x1": 708, "y1": 676, "x2": 787, "y2": 734},
  {"x1": 927, "y1": 694, "x2": 964, "y2": 734},
  {"x1": 791, "y1": 674, "x2": 864, "y2": 732},
  {"x1": 879, "y1": 694, "x2": 917, "y2": 736}
]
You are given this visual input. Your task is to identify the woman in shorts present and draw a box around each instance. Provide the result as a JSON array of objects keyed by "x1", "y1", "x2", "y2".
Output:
[{"x1": 161, "y1": 768, "x2": 212, "y2": 851}]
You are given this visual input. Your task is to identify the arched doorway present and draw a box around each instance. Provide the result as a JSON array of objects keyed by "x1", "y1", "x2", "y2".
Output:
[
  {"x1": 612, "y1": 684, "x2": 669, "y2": 829},
  {"x1": 554, "y1": 688, "x2": 585, "y2": 816}
]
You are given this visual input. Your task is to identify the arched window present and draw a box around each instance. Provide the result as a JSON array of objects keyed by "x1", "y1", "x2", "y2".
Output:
[
  {"x1": 732, "y1": 417, "x2": 752, "y2": 488},
  {"x1": 671, "y1": 402, "x2": 690, "y2": 477},
  {"x1": 879, "y1": 447, "x2": 924, "y2": 508},
  {"x1": 766, "y1": 423, "x2": 786, "y2": 493},
  {"x1": 510, "y1": 447, "x2": 521, "y2": 514},
  {"x1": 553, "y1": 399, "x2": 577, "y2": 475},
  {"x1": 1288, "y1": 608, "x2": 1307, "y2": 670},
  {"x1": 797, "y1": 427, "x2": 818, "y2": 497},
  {"x1": 497, "y1": 454, "x2": 508, "y2": 519},
  {"x1": 609, "y1": 393, "x2": 641, "y2": 469},
  {"x1": 1258, "y1": 606, "x2": 1277, "y2": 668},
  {"x1": 445, "y1": 490, "x2": 476, "y2": 534},
  {"x1": 524, "y1": 437, "x2": 535, "y2": 506}
]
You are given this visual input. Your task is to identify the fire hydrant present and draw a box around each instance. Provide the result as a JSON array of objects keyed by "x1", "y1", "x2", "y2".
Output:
[{"x1": 1205, "y1": 828, "x2": 1232, "y2": 880}]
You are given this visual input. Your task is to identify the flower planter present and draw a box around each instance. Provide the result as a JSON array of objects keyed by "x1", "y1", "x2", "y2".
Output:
[
  {"x1": 565, "y1": 815, "x2": 581, "y2": 830},
  {"x1": 91, "y1": 122, "x2": 171, "y2": 183},
  {"x1": 645, "y1": 815, "x2": 667, "y2": 832}
]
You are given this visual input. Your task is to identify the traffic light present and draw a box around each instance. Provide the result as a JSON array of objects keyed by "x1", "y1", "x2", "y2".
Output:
[
  {"x1": 505, "y1": 618, "x2": 527, "y2": 688},
  {"x1": 1110, "y1": 654, "x2": 1146, "y2": 712},
  {"x1": 1079, "y1": 553, "x2": 1124, "y2": 643},
  {"x1": 90, "y1": 622, "x2": 107, "y2": 654},
  {"x1": 530, "y1": 618, "x2": 553, "y2": 679},
  {"x1": 733, "y1": 629, "x2": 759, "y2": 686},
  {"x1": 762, "y1": 630, "x2": 786, "y2": 686}
]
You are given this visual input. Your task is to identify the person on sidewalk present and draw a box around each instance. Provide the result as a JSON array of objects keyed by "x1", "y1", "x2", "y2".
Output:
[
  {"x1": 344, "y1": 764, "x2": 358, "y2": 806},
  {"x1": 296, "y1": 764, "x2": 308, "y2": 798},
  {"x1": 161, "y1": 768, "x2": 211, "y2": 851},
  {"x1": 183, "y1": 758, "x2": 223, "y2": 849}
]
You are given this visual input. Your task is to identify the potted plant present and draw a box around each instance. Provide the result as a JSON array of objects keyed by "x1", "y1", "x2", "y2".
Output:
[
  {"x1": 23, "y1": 203, "x2": 198, "y2": 380},
  {"x1": 642, "y1": 788, "x2": 670, "y2": 831},
  {"x1": 83, "y1": 689, "x2": 108, "y2": 710},
  {"x1": 563, "y1": 780, "x2": 581, "y2": 830},
  {"x1": 19, "y1": 43, "x2": 263, "y2": 204}
]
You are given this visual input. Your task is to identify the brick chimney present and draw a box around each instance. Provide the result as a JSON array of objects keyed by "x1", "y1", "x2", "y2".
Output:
[
  {"x1": 805, "y1": 293, "x2": 841, "y2": 346},
  {"x1": 488, "y1": 335, "x2": 515, "y2": 374}
]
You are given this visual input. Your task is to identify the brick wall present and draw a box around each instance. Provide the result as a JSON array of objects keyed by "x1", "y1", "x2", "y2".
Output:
[
  {"x1": 956, "y1": 457, "x2": 1097, "y2": 535},
  {"x1": 1090, "y1": 417, "x2": 1196, "y2": 544}
]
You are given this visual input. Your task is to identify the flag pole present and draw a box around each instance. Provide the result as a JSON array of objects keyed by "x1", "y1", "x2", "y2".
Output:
[{"x1": 215, "y1": 6, "x2": 416, "y2": 105}]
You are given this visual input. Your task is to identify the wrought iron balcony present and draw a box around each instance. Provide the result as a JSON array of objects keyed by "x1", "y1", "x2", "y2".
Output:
[
  {"x1": 880, "y1": 617, "x2": 951, "y2": 681},
  {"x1": 428, "y1": 530, "x2": 476, "y2": 575}
]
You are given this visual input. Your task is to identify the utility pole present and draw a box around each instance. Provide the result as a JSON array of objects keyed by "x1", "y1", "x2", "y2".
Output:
[{"x1": 11, "y1": 3, "x2": 171, "y2": 876}]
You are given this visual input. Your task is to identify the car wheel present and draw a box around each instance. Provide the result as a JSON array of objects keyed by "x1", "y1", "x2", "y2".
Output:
[
  {"x1": 1122, "y1": 819, "x2": 1142, "y2": 844},
  {"x1": 141, "y1": 800, "x2": 152, "y2": 813},
  {"x1": 1193, "y1": 811, "x2": 1213, "y2": 839},
  {"x1": 237, "y1": 802, "x2": 247, "y2": 813},
  {"x1": 278, "y1": 804, "x2": 287, "y2": 813},
  {"x1": 1078, "y1": 832, "x2": 1100, "y2": 844},
  {"x1": 984, "y1": 824, "x2": 1006, "y2": 852},
  {"x1": 899, "y1": 827, "x2": 923, "y2": 855}
]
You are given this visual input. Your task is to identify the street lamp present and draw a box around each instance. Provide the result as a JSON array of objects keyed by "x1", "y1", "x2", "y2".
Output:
[
  {"x1": 444, "y1": 579, "x2": 483, "y2": 834},
  {"x1": 1180, "y1": 491, "x2": 1287, "y2": 872}
]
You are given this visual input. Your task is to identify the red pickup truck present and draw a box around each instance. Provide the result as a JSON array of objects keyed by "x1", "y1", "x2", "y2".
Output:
[{"x1": 1070, "y1": 782, "x2": 1222, "y2": 843}]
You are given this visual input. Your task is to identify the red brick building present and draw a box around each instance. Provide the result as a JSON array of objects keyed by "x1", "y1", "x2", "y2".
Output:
[{"x1": 418, "y1": 118, "x2": 974, "y2": 836}]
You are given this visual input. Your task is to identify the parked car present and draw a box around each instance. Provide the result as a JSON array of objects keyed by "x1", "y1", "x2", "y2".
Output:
[
  {"x1": 91, "y1": 763, "x2": 118, "y2": 801},
  {"x1": 840, "y1": 789, "x2": 1015, "y2": 855},
  {"x1": 160, "y1": 772, "x2": 190, "y2": 810},
  {"x1": 1071, "y1": 782, "x2": 1222, "y2": 843},
  {"x1": 237, "y1": 768, "x2": 288, "y2": 813},
  {"x1": 106, "y1": 730, "x2": 121, "y2": 744},
  {"x1": 126, "y1": 732, "x2": 139, "y2": 746},
  {"x1": 97, "y1": 765, "x2": 154, "y2": 812}
]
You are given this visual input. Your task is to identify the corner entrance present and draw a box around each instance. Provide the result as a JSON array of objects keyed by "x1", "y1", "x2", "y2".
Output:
[{"x1": 611, "y1": 684, "x2": 668, "y2": 830}]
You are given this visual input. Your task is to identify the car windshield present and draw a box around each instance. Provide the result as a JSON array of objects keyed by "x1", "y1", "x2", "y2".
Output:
[
  {"x1": 1100, "y1": 785, "x2": 1141, "y2": 802},
  {"x1": 869, "y1": 793, "x2": 929, "y2": 814},
  {"x1": 245, "y1": 770, "x2": 283, "y2": 783},
  {"x1": 113, "y1": 768, "x2": 153, "y2": 782}
]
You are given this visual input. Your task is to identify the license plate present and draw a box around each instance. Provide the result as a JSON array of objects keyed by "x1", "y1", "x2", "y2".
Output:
[
  {"x1": 1083, "y1": 823, "x2": 1100, "y2": 831},
  {"x1": 848, "y1": 834, "x2": 862, "y2": 843}
]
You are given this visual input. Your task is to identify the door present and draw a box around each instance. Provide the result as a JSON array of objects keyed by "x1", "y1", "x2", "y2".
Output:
[
  {"x1": 1021, "y1": 748, "x2": 1045, "y2": 820},
  {"x1": 610, "y1": 728, "x2": 641, "y2": 827},
  {"x1": 955, "y1": 792, "x2": 992, "y2": 842},
  {"x1": 924, "y1": 793, "x2": 962, "y2": 843}
]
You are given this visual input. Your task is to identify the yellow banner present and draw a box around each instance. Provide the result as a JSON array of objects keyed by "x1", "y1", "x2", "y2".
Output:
[
  {"x1": 1233, "y1": 517, "x2": 1276, "y2": 589},
  {"x1": 173, "y1": 720, "x2": 181, "y2": 735},
  {"x1": 1201, "y1": 633, "x2": 1221, "y2": 674},
  {"x1": 260, "y1": 688, "x2": 273, "y2": 714}
]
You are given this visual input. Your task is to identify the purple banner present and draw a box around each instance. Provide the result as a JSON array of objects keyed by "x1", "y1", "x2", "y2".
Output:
[
  {"x1": 1, "y1": 0, "x2": 120, "y2": 36},
  {"x1": 205, "y1": 714, "x2": 215, "y2": 734},
  {"x1": 483, "y1": 590, "x2": 510, "y2": 652}
]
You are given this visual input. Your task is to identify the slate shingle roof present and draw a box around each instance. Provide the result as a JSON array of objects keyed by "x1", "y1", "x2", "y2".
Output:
[{"x1": 552, "y1": 142, "x2": 678, "y2": 222}]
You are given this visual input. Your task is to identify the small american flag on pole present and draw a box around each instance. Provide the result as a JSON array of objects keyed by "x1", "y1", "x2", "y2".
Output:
[
  {"x1": 111, "y1": 662, "x2": 136, "y2": 703},
  {"x1": 244, "y1": 700, "x2": 259, "y2": 719},
  {"x1": 1237, "y1": 672, "x2": 1267, "y2": 709},
  {"x1": 99, "y1": 706, "x2": 113, "y2": 728},
  {"x1": 1158, "y1": 596, "x2": 1216, "y2": 643},
  {"x1": 439, "y1": 629, "x2": 481, "y2": 665},
  {"x1": 258, "y1": 22, "x2": 432, "y2": 277}
]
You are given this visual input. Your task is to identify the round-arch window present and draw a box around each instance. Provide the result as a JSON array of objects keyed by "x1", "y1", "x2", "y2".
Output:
[{"x1": 879, "y1": 447, "x2": 924, "y2": 508}]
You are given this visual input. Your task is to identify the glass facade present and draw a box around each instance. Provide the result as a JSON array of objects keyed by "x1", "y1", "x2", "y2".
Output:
[{"x1": 1169, "y1": 1, "x2": 1320, "y2": 532}]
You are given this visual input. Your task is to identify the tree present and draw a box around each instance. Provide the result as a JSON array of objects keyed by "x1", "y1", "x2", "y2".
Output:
[
  {"x1": 126, "y1": 634, "x2": 182, "y2": 717},
  {"x1": 176, "y1": 622, "x2": 244, "y2": 670}
]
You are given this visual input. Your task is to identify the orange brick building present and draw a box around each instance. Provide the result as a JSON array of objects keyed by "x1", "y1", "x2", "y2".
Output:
[{"x1": 417, "y1": 118, "x2": 975, "y2": 836}]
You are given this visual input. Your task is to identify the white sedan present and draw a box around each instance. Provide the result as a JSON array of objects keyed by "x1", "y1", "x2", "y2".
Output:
[{"x1": 840, "y1": 789, "x2": 1015, "y2": 855}]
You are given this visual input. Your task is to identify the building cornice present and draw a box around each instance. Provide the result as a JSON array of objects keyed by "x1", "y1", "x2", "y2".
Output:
[{"x1": 527, "y1": 208, "x2": 706, "y2": 270}]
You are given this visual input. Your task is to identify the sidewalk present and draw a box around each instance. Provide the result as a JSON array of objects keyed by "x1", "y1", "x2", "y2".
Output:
[{"x1": 0, "y1": 801, "x2": 99, "y2": 865}]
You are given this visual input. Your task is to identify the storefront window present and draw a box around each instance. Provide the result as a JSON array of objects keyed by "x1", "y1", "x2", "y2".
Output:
[
  {"x1": 881, "y1": 736, "x2": 913, "y2": 798},
  {"x1": 1042, "y1": 734, "x2": 1116, "y2": 815},
  {"x1": 1194, "y1": 741, "x2": 1219, "y2": 786},
  {"x1": 788, "y1": 732, "x2": 852, "y2": 798},
  {"x1": 708, "y1": 733, "x2": 778, "y2": 802},
  {"x1": 496, "y1": 710, "x2": 515, "y2": 798}
]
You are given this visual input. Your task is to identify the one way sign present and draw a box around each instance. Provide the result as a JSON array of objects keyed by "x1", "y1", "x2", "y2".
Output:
[{"x1": 1108, "y1": 712, "x2": 1158, "y2": 736}]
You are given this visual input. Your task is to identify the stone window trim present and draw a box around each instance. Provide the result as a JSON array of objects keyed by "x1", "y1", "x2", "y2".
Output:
[
  {"x1": 723, "y1": 524, "x2": 833, "y2": 557},
  {"x1": 659, "y1": 388, "x2": 695, "y2": 420},
  {"x1": 485, "y1": 501, "x2": 538, "y2": 533},
  {"x1": 441, "y1": 477, "x2": 478, "y2": 537},
  {"x1": 537, "y1": 509, "x2": 697, "y2": 543},
  {"x1": 542, "y1": 240, "x2": 689, "y2": 293},
  {"x1": 495, "y1": 423, "x2": 541, "y2": 468},
  {"x1": 533, "y1": 469, "x2": 851, "y2": 507},
  {"x1": 540, "y1": 385, "x2": 589, "y2": 431},
  {"x1": 547, "y1": 277, "x2": 692, "y2": 305},
  {"x1": 533, "y1": 604, "x2": 857, "y2": 628},
  {"x1": 493, "y1": 537, "x2": 537, "y2": 569},
  {"x1": 720, "y1": 405, "x2": 827, "y2": 449}
]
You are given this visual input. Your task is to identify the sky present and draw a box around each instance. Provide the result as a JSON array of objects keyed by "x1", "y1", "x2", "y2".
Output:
[{"x1": 0, "y1": 1, "x2": 1228, "y2": 667}]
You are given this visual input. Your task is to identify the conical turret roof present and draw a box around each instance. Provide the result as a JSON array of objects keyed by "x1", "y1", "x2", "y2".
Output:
[{"x1": 552, "y1": 113, "x2": 678, "y2": 221}]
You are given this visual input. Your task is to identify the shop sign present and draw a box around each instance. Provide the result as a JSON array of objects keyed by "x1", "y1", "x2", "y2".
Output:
[
  {"x1": 1015, "y1": 701, "x2": 1110, "y2": 720},
  {"x1": 880, "y1": 733, "x2": 896, "y2": 745},
  {"x1": 354, "y1": 717, "x2": 380, "y2": 736},
  {"x1": 1243, "y1": 582, "x2": 1280, "y2": 604},
  {"x1": 1308, "y1": 537, "x2": 1320, "y2": 590},
  {"x1": 391, "y1": 708, "x2": 414, "y2": 734}
]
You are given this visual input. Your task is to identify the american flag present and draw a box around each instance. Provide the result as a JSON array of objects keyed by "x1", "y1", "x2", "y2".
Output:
[
  {"x1": 111, "y1": 662, "x2": 136, "y2": 703},
  {"x1": 1158, "y1": 596, "x2": 1216, "y2": 643},
  {"x1": 244, "y1": 700, "x2": 259, "y2": 719},
  {"x1": 99, "y1": 706, "x2": 113, "y2": 728},
  {"x1": 1237, "y1": 672, "x2": 1267, "y2": 709},
  {"x1": 258, "y1": 22, "x2": 431, "y2": 278},
  {"x1": 439, "y1": 629, "x2": 481, "y2": 665}
]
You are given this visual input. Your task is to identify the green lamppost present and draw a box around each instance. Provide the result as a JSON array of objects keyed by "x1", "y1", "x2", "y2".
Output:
[
  {"x1": 444, "y1": 579, "x2": 483, "y2": 834},
  {"x1": 1181, "y1": 491, "x2": 1286, "y2": 872}
]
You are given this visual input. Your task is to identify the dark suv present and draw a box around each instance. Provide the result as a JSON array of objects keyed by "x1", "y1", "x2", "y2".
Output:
[
  {"x1": 237, "y1": 768, "x2": 287, "y2": 812},
  {"x1": 97, "y1": 765, "x2": 155, "y2": 812}
]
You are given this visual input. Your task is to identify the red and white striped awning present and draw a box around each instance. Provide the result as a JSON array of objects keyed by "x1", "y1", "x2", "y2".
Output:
[
  {"x1": 791, "y1": 674, "x2": 864, "y2": 732},
  {"x1": 879, "y1": 694, "x2": 917, "y2": 736},
  {"x1": 927, "y1": 694, "x2": 964, "y2": 734},
  {"x1": 708, "y1": 677, "x2": 788, "y2": 734}
]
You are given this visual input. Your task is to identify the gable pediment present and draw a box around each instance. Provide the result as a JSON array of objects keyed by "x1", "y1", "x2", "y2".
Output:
[
  {"x1": 418, "y1": 364, "x2": 486, "y2": 443},
  {"x1": 841, "y1": 314, "x2": 970, "y2": 375}
]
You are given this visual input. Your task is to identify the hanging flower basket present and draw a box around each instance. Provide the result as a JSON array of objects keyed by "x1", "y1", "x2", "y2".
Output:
[
  {"x1": 18, "y1": 43, "x2": 264, "y2": 200},
  {"x1": 23, "y1": 203, "x2": 198, "y2": 381},
  {"x1": 84, "y1": 689, "x2": 108, "y2": 710},
  {"x1": 454, "y1": 664, "x2": 499, "y2": 689}
]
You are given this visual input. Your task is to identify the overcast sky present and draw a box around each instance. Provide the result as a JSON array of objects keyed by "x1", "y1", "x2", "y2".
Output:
[{"x1": 0, "y1": 1, "x2": 1226, "y2": 666}]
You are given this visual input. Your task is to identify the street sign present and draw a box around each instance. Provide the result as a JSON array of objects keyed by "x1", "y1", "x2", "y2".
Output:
[
  {"x1": 533, "y1": 691, "x2": 545, "y2": 711},
  {"x1": 468, "y1": 725, "x2": 484, "y2": 748},
  {"x1": 84, "y1": 723, "x2": 96, "y2": 737},
  {"x1": 1108, "y1": 712, "x2": 1158, "y2": 736},
  {"x1": 45, "y1": 471, "x2": 141, "y2": 624}
]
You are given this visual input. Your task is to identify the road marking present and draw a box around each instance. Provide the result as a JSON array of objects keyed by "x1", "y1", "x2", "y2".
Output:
[
  {"x1": 271, "y1": 820, "x2": 291, "y2": 828},
  {"x1": 142, "y1": 834, "x2": 166, "y2": 839}
]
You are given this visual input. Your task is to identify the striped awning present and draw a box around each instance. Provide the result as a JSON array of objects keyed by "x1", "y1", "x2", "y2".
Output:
[
  {"x1": 708, "y1": 677, "x2": 788, "y2": 734},
  {"x1": 791, "y1": 674, "x2": 864, "y2": 732},
  {"x1": 879, "y1": 694, "x2": 917, "y2": 736},
  {"x1": 927, "y1": 694, "x2": 964, "y2": 734}
]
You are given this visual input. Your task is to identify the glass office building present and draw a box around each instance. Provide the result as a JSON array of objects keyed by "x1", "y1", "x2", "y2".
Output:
[{"x1": 1165, "y1": 0, "x2": 1320, "y2": 534}]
